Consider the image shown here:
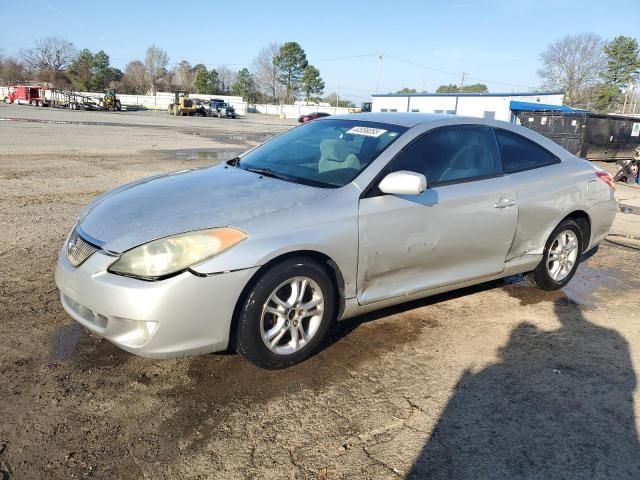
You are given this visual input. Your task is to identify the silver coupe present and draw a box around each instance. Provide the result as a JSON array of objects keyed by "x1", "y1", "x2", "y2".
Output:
[{"x1": 55, "y1": 113, "x2": 617, "y2": 368}]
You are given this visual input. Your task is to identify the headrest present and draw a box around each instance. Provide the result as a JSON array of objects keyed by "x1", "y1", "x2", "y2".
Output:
[{"x1": 320, "y1": 139, "x2": 349, "y2": 162}]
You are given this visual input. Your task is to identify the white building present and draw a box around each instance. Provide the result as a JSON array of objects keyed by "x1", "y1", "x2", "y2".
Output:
[{"x1": 371, "y1": 91, "x2": 564, "y2": 123}]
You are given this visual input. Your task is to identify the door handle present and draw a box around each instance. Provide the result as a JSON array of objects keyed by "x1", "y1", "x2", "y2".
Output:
[{"x1": 494, "y1": 198, "x2": 516, "y2": 209}]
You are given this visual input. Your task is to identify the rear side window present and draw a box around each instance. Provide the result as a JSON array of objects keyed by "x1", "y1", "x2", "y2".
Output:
[
  {"x1": 495, "y1": 129, "x2": 559, "y2": 173},
  {"x1": 389, "y1": 125, "x2": 501, "y2": 186}
]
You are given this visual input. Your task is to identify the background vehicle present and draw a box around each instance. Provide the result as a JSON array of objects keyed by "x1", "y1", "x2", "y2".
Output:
[
  {"x1": 101, "y1": 89, "x2": 122, "y2": 111},
  {"x1": 168, "y1": 91, "x2": 197, "y2": 116},
  {"x1": 614, "y1": 147, "x2": 640, "y2": 184},
  {"x1": 209, "y1": 99, "x2": 236, "y2": 118},
  {"x1": 298, "y1": 111, "x2": 330, "y2": 123},
  {"x1": 193, "y1": 99, "x2": 209, "y2": 116},
  {"x1": 4, "y1": 85, "x2": 49, "y2": 106}
]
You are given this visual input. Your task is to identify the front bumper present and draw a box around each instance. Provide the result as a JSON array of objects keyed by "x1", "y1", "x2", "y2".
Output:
[{"x1": 54, "y1": 248, "x2": 259, "y2": 358}]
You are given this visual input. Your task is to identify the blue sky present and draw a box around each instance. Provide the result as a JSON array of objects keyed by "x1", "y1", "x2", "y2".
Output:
[{"x1": 1, "y1": 0, "x2": 638, "y2": 102}]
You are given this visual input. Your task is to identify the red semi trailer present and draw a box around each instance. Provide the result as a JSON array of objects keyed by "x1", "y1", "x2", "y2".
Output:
[{"x1": 4, "y1": 85, "x2": 49, "y2": 106}]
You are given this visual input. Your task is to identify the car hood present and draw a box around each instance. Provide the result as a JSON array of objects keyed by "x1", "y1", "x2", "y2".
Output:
[{"x1": 78, "y1": 164, "x2": 328, "y2": 252}]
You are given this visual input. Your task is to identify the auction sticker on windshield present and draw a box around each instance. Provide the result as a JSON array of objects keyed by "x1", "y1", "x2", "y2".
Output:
[{"x1": 346, "y1": 126, "x2": 387, "y2": 137}]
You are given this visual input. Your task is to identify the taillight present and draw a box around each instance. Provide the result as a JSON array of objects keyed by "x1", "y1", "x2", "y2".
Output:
[{"x1": 596, "y1": 170, "x2": 615, "y2": 190}]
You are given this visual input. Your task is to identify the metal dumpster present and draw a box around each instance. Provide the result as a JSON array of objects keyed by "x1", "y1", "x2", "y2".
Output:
[{"x1": 517, "y1": 111, "x2": 640, "y2": 161}]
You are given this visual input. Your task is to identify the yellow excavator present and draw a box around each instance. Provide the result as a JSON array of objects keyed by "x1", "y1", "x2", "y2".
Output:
[
  {"x1": 102, "y1": 88, "x2": 122, "y2": 111},
  {"x1": 168, "y1": 91, "x2": 197, "y2": 116}
]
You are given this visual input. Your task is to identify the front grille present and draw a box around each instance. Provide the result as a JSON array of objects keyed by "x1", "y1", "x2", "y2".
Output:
[{"x1": 67, "y1": 228, "x2": 99, "y2": 267}]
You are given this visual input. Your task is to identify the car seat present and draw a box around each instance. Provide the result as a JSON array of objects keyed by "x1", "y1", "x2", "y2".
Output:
[{"x1": 318, "y1": 139, "x2": 361, "y2": 173}]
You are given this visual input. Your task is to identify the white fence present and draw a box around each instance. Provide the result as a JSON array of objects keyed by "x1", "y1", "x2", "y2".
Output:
[
  {"x1": 0, "y1": 86, "x2": 248, "y2": 115},
  {"x1": 251, "y1": 103, "x2": 352, "y2": 119},
  {"x1": 0, "y1": 86, "x2": 356, "y2": 118}
]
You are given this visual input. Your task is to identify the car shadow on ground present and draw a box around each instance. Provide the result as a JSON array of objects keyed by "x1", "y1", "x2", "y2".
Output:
[{"x1": 404, "y1": 297, "x2": 640, "y2": 479}]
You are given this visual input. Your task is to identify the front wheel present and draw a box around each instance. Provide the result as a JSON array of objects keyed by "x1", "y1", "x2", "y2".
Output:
[
  {"x1": 235, "y1": 257, "x2": 336, "y2": 369},
  {"x1": 525, "y1": 219, "x2": 583, "y2": 291}
]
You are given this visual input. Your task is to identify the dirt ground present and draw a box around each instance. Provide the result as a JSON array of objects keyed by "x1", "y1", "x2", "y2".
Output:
[{"x1": 1, "y1": 104, "x2": 640, "y2": 480}]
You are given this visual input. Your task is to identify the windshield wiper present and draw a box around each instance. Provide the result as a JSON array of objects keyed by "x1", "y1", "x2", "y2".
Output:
[{"x1": 242, "y1": 166, "x2": 298, "y2": 183}]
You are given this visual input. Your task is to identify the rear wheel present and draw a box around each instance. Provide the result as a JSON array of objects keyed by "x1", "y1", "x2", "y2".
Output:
[
  {"x1": 525, "y1": 219, "x2": 583, "y2": 291},
  {"x1": 235, "y1": 257, "x2": 336, "y2": 369}
]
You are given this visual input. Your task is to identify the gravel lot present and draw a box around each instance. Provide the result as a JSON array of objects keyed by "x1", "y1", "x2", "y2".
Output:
[{"x1": 1, "y1": 104, "x2": 640, "y2": 479}]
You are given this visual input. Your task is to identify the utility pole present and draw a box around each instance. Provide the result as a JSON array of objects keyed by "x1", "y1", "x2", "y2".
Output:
[
  {"x1": 459, "y1": 72, "x2": 467, "y2": 91},
  {"x1": 375, "y1": 54, "x2": 383, "y2": 94}
]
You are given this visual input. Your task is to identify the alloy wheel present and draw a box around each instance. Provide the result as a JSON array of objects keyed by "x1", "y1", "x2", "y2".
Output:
[
  {"x1": 260, "y1": 276, "x2": 324, "y2": 355},
  {"x1": 547, "y1": 229, "x2": 579, "y2": 281}
]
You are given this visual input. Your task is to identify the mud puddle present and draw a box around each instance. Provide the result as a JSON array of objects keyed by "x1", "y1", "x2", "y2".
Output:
[
  {"x1": 503, "y1": 259, "x2": 636, "y2": 308},
  {"x1": 173, "y1": 149, "x2": 241, "y2": 162},
  {"x1": 619, "y1": 203, "x2": 640, "y2": 215},
  {"x1": 208, "y1": 133, "x2": 273, "y2": 144},
  {"x1": 50, "y1": 323, "x2": 130, "y2": 369}
]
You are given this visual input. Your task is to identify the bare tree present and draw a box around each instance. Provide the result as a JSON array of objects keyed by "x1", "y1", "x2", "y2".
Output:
[
  {"x1": 144, "y1": 45, "x2": 169, "y2": 95},
  {"x1": 122, "y1": 60, "x2": 149, "y2": 94},
  {"x1": 252, "y1": 42, "x2": 284, "y2": 103},
  {"x1": 0, "y1": 56, "x2": 27, "y2": 83},
  {"x1": 20, "y1": 36, "x2": 76, "y2": 71},
  {"x1": 217, "y1": 65, "x2": 237, "y2": 94},
  {"x1": 174, "y1": 60, "x2": 196, "y2": 92},
  {"x1": 538, "y1": 33, "x2": 607, "y2": 107}
]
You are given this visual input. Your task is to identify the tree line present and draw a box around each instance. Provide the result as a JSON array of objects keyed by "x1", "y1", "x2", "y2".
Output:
[{"x1": 0, "y1": 38, "x2": 335, "y2": 105}]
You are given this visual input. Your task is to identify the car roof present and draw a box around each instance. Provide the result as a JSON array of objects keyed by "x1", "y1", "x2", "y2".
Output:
[{"x1": 326, "y1": 112, "x2": 483, "y2": 128}]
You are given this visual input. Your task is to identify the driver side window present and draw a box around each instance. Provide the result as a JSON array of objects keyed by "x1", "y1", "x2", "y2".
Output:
[{"x1": 390, "y1": 125, "x2": 501, "y2": 186}]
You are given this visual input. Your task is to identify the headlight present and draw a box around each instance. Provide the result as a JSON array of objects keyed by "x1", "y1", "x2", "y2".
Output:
[{"x1": 108, "y1": 227, "x2": 247, "y2": 280}]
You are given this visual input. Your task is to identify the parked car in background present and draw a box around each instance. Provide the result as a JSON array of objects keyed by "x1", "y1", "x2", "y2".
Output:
[
  {"x1": 209, "y1": 99, "x2": 236, "y2": 118},
  {"x1": 298, "y1": 111, "x2": 331, "y2": 123},
  {"x1": 193, "y1": 99, "x2": 209, "y2": 117},
  {"x1": 55, "y1": 113, "x2": 617, "y2": 369}
]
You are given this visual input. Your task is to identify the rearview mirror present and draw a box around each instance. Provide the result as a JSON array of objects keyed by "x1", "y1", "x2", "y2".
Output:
[{"x1": 378, "y1": 171, "x2": 427, "y2": 195}]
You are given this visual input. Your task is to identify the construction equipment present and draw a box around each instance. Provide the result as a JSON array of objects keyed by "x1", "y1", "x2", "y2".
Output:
[
  {"x1": 3, "y1": 85, "x2": 49, "y2": 106},
  {"x1": 101, "y1": 88, "x2": 122, "y2": 111},
  {"x1": 168, "y1": 91, "x2": 197, "y2": 116}
]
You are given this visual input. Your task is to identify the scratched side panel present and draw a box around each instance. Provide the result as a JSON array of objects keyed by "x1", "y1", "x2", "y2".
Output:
[
  {"x1": 506, "y1": 158, "x2": 612, "y2": 258},
  {"x1": 357, "y1": 177, "x2": 517, "y2": 305}
]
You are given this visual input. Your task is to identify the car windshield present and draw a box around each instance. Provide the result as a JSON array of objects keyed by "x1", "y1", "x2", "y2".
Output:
[{"x1": 236, "y1": 119, "x2": 407, "y2": 188}]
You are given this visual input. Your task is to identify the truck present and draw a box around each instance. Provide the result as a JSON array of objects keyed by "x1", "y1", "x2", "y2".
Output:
[
  {"x1": 168, "y1": 91, "x2": 198, "y2": 116},
  {"x1": 209, "y1": 99, "x2": 236, "y2": 118},
  {"x1": 3, "y1": 85, "x2": 49, "y2": 106}
]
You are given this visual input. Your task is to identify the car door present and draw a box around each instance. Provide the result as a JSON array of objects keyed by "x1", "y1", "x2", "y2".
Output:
[
  {"x1": 493, "y1": 128, "x2": 565, "y2": 260},
  {"x1": 357, "y1": 125, "x2": 518, "y2": 305}
]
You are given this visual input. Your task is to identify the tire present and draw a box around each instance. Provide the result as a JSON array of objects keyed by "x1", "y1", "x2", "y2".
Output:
[
  {"x1": 235, "y1": 257, "x2": 336, "y2": 369},
  {"x1": 524, "y1": 219, "x2": 583, "y2": 291},
  {"x1": 37, "y1": 100, "x2": 43, "y2": 107},
  {"x1": 3, "y1": 97, "x2": 10, "y2": 104}
]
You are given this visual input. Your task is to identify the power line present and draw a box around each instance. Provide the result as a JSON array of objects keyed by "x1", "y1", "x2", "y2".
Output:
[
  {"x1": 346, "y1": 52, "x2": 540, "y2": 92},
  {"x1": 314, "y1": 53, "x2": 377, "y2": 62}
]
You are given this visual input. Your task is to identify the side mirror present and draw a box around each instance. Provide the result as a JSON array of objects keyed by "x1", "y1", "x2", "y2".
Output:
[{"x1": 378, "y1": 171, "x2": 427, "y2": 195}]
